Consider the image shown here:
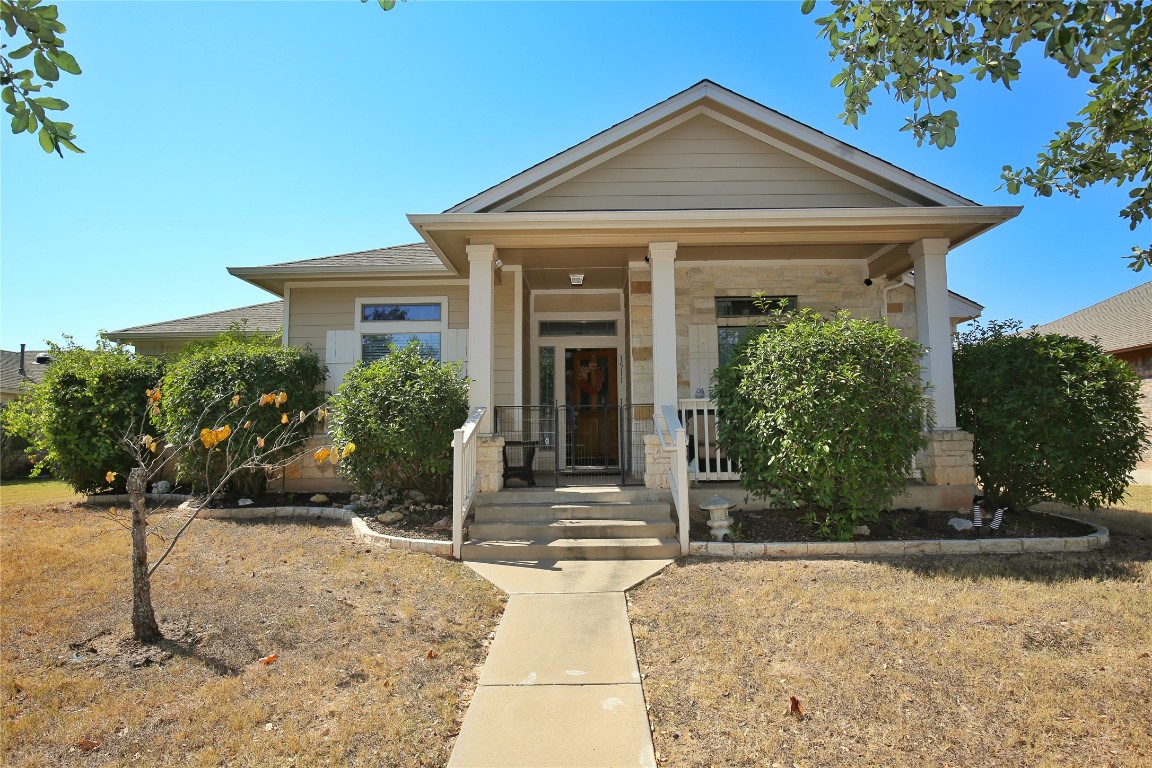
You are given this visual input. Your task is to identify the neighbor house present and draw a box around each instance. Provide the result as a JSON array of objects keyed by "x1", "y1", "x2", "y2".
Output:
[
  {"x1": 1032, "y1": 281, "x2": 1152, "y2": 485},
  {"x1": 106, "y1": 81, "x2": 1022, "y2": 549}
]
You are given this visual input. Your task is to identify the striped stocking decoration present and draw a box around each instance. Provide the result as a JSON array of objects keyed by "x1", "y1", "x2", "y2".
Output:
[
  {"x1": 971, "y1": 495, "x2": 984, "y2": 532},
  {"x1": 990, "y1": 505, "x2": 1006, "y2": 533}
]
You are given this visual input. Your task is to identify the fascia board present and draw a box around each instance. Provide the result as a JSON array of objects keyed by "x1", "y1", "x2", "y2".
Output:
[
  {"x1": 410, "y1": 206, "x2": 1022, "y2": 233},
  {"x1": 447, "y1": 83, "x2": 714, "y2": 214},
  {"x1": 703, "y1": 87, "x2": 976, "y2": 207}
]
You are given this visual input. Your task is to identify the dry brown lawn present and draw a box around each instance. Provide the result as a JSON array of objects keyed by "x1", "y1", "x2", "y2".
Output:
[
  {"x1": 630, "y1": 503, "x2": 1152, "y2": 768},
  {"x1": 0, "y1": 501, "x2": 505, "y2": 767}
]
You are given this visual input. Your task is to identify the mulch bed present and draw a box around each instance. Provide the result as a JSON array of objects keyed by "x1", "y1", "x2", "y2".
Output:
[
  {"x1": 116, "y1": 490, "x2": 1099, "y2": 544},
  {"x1": 692, "y1": 506, "x2": 1098, "y2": 543}
]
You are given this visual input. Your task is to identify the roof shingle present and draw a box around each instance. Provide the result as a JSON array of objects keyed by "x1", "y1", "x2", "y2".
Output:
[
  {"x1": 1032, "y1": 282, "x2": 1152, "y2": 353},
  {"x1": 106, "y1": 301, "x2": 284, "y2": 338},
  {"x1": 262, "y1": 243, "x2": 441, "y2": 270}
]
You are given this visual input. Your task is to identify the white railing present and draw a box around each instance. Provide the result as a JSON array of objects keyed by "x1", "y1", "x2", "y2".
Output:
[
  {"x1": 451, "y1": 406, "x2": 486, "y2": 560},
  {"x1": 654, "y1": 404, "x2": 690, "y2": 555},
  {"x1": 677, "y1": 398, "x2": 740, "y2": 481}
]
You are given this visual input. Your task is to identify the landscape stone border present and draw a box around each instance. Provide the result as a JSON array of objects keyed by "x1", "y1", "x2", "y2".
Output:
[
  {"x1": 83, "y1": 495, "x2": 453, "y2": 558},
  {"x1": 83, "y1": 496, "x2": 1106, "y2": 561},
  {"x1": 688, "y1": 519, "x2": 1109, "y2": 558}
]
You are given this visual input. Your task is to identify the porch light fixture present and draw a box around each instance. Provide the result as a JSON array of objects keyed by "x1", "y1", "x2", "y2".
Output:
[{"x1": 569, "y1": 273, "x2": 584, "y2": 286}]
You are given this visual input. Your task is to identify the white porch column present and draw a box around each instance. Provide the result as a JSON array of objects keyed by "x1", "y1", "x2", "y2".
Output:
[
  {"x1": 467, "y1": 243, "x2": 496, "y2": 433},
  {"x1": 649, "y1": 242, "x2": 678, "y2": 407},
  {"x1": 911, "y1": 238, "x2": 957, "y2": 429}
]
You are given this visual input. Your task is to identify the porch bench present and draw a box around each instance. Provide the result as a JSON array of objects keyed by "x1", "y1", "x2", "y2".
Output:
[{"x1": 502, "y1": 441, "x2": 538, "y2": 486}]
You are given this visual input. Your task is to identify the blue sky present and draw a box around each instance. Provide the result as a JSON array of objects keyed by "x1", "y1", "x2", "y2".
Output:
[{"x1": 2, "y1": 0, "x2": 1148, "y2": 351}]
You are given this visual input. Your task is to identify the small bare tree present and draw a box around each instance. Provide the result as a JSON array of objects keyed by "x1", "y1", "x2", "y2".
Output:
[{"x1": 110, "y1": 386, "x2": 351, "y2": 642}]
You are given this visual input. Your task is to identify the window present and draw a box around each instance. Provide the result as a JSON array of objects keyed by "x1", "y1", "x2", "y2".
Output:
[
  {"x1": 539, "y1": 320, "x2": 617, "y2": 337},
  {"x1": 357, "y1": 298, "x2": 447, "y2": 363},
  {"x1": 716, "y1": 295, "x2": 797, "y2": 367}
]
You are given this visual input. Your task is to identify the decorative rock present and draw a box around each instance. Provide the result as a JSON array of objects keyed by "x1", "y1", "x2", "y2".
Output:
[
  {"x1": 377, "y1": 511, "x2": 403, "y2": 525},
  {"x1": 151, "y1": 480, "x2": 172, "y2": 495},
  {"x1": 432, "y1": 516, "x2": 452, "y2": 530},
  {"x1": 238, "y1": 498, "x2": 254, "y2": 506},
  {"x1": 948, "y1": 517, "x2": 974, "y2": 531},
  {"x1": 853, "y1": 525, "x2": 871, "y2": 537},
  {"x1": 699, "y1": 494, "x2": 735, "y2": 542},
  {"x1": 309, "y1": 494, "x2": 329, "y2": 504}
]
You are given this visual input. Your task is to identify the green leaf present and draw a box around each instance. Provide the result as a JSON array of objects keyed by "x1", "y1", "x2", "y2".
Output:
[
  {"x1": 46, "y1": 49, "x2": 81, "y2": 75},
  {"x1": 11, "y1": 110, "x2": 29, "y2": 134},
  {"x1": 801, "y1": 0, "x2": 816, "y2": 14},
  {"x1": 33, "y1": 50, "x2": 60, "y2": 82},
  {"x1": 378, "y1": 0, "x2": 396, "y2": 9},
  {"x1": 37, "y1": 125, "x2": 56, "y2": 153},
  {"x1": 8, "y1": 43, "x2": 35, "y2": 60},
  {"x1": 58, "y1": 137, "x2": 83, "y2": 154},
  {"x1": 32, "y1": 96, "x2": 68, "y2": 110},
  {"x1": 1, "y1": 87, "x2": 14, "y2": 107}
]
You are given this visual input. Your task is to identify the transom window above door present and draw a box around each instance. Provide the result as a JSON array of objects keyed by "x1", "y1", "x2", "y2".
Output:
[{"x1": 361, "y1": 303, "x2": 442, "y2": 322}]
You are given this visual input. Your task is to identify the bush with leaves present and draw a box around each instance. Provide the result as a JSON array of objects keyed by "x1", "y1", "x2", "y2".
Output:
[
  {"x1": 713, "y1": 308, "x2": 931, "y2": 540},
  {"x1": 3, "y1": 340, "x2": 163, "y2": 493},
  {"x1": 153, "y1": 328, "x2": 325, "y2": 497},
  {"x1": 954, "y1": 320, "x2": 1149, "y2": 511},
  {"x1": 327, "y1": 342, "x2": 469, "y2": 505}
]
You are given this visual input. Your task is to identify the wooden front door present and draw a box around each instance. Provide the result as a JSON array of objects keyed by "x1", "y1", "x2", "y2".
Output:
[{"x1": 564, "y1": 348, "x2": 619, "y2": 467}]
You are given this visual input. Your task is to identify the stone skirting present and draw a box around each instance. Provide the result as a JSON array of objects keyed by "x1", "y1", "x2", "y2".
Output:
[
  {"x1": 642, "y1": 434, "x2": 671, "y2": 490},
  {"x1": 916, "y1": 428, "x2": 976, "y2": 487},
  {"x1": 477, "y1": 435, "x2": 505, "y2": 493}
]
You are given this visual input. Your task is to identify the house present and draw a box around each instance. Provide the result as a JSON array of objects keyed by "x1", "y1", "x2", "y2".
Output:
[
  {"x1": 106, "y1": 81, "x2": 1023, "y2": 544},
  {"x1": 0, "y1": 347, "x2": 51, "y2": 403},
  {"x1": 1032, "y1": 281, "x2": 1152, "y2": 485},
  {"x1": 105, "y1": 301, "x2": 284, "y2": 355}
]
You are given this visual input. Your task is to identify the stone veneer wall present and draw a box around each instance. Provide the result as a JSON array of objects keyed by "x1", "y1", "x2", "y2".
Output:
[{"x1": 628, "y1": 262, "x2": 909, "y2": 402}]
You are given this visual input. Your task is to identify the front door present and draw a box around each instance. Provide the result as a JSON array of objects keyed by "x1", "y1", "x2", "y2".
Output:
[{"x1": 564, "y1": 348, "x2": 619, "y2": 468}]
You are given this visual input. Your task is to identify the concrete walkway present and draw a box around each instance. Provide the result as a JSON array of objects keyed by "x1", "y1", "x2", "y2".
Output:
[{"x1": 448, "y1": 559, "x2": 672, "y2": 768}]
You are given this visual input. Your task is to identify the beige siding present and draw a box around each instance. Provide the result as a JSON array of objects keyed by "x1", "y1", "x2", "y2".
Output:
[
  {"x1": 511, "y1": 115, "x2": 896, "y2": 212},
  {"x1": 288, "y1": 286, "x2": 470, "y2": 364},
  {"x1": 132, "y1": 339, "x2": 193, "y2": 357},
  {"x1": 287, "y1": 284, "x2": 517, "y2": 407},
  {"x1": 493, "y1": 281, "x2": 515, "y2": 406},
  {"x1": 534, "y1": 292, "x2": 622, "y2": 313}
]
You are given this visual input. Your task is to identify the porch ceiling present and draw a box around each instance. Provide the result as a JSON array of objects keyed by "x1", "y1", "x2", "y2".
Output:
[{"x1": 409, "y1": 206, "x2": 1021, "y2": 280}]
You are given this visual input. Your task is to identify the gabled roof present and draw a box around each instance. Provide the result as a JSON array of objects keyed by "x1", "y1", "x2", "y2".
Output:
[
  {"x1": 228, "y1": 243, "x2": 447, "y2": 295},
  {"x1": 105, "y1": 301, "x2": 284, "y2": 341},
  {"x1": 1031, "y1": 281, "x2": 1152, "y2": 354},
  {"x1": 0, "y1": 348, "x2": 51, "y2": 396},
  {"x1": 448, "y1": 79, "x2": 976, "y2": 214}
]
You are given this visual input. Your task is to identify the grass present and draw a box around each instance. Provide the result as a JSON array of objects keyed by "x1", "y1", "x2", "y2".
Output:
[
  {"x1": 0, "y1": 501, "x2": 505, "y2": 767},
  {"x1": 0, "y1": 477, "x2": 82, "y2": 507},
  {"x1": 629, "y1": 501, "x2": 1152, "y2": 767}
]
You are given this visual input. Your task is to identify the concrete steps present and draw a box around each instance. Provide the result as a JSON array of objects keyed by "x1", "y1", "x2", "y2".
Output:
[{"x1": 465, "y1": 488, "x2": 679, "y2": 562}]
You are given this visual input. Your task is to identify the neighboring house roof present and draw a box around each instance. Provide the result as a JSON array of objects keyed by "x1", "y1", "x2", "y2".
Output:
[
  {"x1": 0, "y1": 348, "x2": 51, "y2": 397},
  {"x1": 104, "y1": 301, "x2": 284, "y2": 342},
  {"x1": 1031, "y1": 281, "x2": 1152, "y2": 354},
  {"x1": 228, "y1": 243, "x2": 447, "y2": 296}
]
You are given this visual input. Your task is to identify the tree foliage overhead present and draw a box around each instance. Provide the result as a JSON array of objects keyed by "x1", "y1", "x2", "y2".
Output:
[
  {"x1": 953, "y1": 320, "x2": 1149, "y2": 512},
  {"x1": 1, "y1": 0, "x2": 81, "y2": 155},
  {"x1": 803, "y1": 0, "x2": 1152, "y2": 271}
]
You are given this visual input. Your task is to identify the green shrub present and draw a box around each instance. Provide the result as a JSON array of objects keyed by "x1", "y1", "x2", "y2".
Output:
[
  {"x1": 713, "y1": 308, "x2": 931, "y2": 540},
  {"x1": 1, "y1": 404, "x2": 35, "y2": 479},
  {"x1": 3, "y1": 341, "x2": 164, "y2": 493},
  {"x1": 327, "y1": 343, "x2": 469, "y2": 505},
  {"x1": 954, "y1": 320, "x2": 1149, "y2": 511},
  {"x1": 154, "y1": 328, "x2": 325, "y2": 496}
]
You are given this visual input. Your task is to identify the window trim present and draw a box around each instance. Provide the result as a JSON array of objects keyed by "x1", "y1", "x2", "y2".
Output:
[{"x1": 355, "y1": 296, "x2": 448, "y2": 363}]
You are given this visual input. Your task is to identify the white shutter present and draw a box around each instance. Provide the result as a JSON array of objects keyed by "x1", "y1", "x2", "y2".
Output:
[
  {"x1": 325, "y1": 330, "x2": 358, "y2": 392},
  {"x1": 443, "y1": 329, "x2": 468, "y2": 378},
  {"x1": 687, "y1": 324, "x2": 719, "y2": 397}
]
